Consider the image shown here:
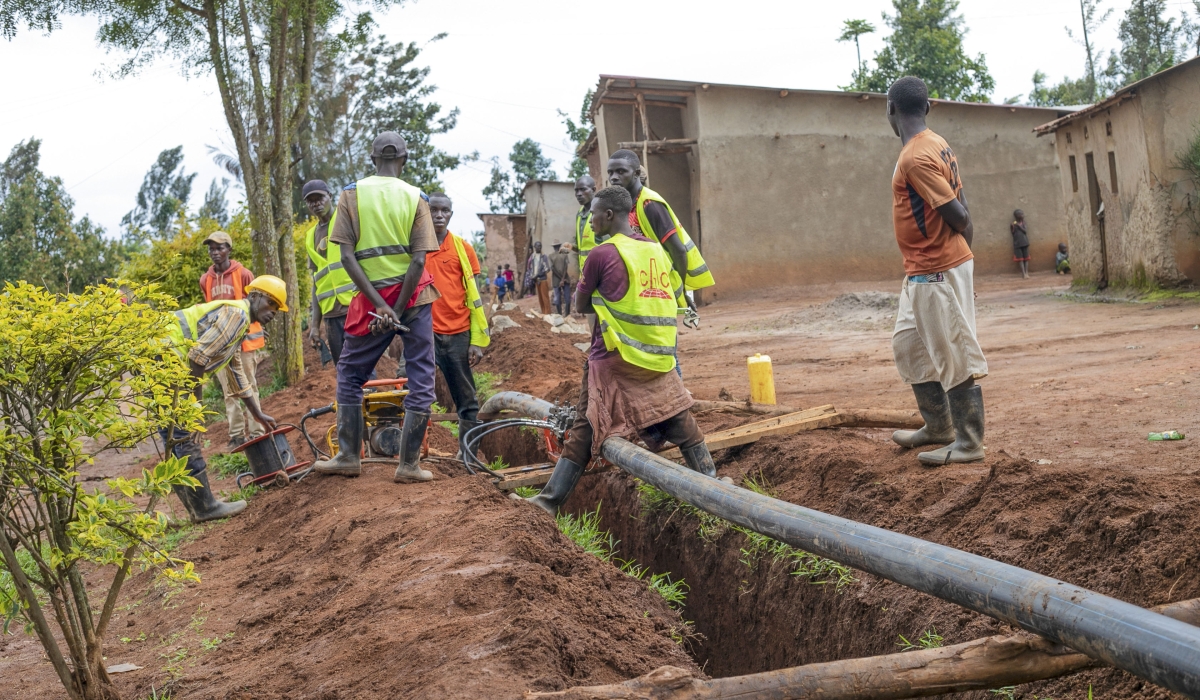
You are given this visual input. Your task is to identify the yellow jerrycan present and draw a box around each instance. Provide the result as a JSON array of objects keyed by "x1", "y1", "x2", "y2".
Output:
[{"x1": 747, "y1": 354, "x2": 776, "y2": 405}]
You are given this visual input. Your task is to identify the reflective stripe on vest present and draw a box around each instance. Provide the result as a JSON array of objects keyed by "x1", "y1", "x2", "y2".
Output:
[
  {"x1": 304, "y1": 211, "x2": 357, "y2": 314},
  {"x1": 449, "y1": 233, "x2": 491, "y2": 348},
  {"x1": 590, "y1": 233, "x2": 678, "y2": 373},
  {"x1": 166, "y1": 299, "x2": 252, "y2": 374},
  {"x1": 201, "y1": 266, "x2": 265, "y2": 352},
  {"x1": 634, "y1": 186, "x2": 715, "y2": 293},
  {"x1": 576, "y1": 207, "x2": 596, "y2": 274},
  {"x1": 355, "y1": 176, "x2": 420, "y2": 289}
]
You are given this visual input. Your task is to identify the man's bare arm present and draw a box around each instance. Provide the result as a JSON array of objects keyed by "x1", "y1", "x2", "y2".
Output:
[{"x1": 936, "y1": 191, "x2": 973, "y2": 248}]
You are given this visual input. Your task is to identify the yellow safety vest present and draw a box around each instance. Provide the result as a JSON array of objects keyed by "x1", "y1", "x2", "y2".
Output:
[
  {"x1": 165, "y1": 299, "x2": 251, "y2": 375},
  {"x1": 354, "y1": 176, "x2": 420, "y2": 288},
  {"x1": 304, "y1": 211, "x2": 357, "y2": 315},
  {"x1": 576, "y1": 206, "x2": 597, "y2": 274},
  {"x1": 590, "y1": 233, "x2": 678, "y2": 373},
  {"x1": 634, "y1": 186, "x2": 715, "y2": 295},
  {"x1": 448, "y1": 232, "x2": 491, "y2": 348}
]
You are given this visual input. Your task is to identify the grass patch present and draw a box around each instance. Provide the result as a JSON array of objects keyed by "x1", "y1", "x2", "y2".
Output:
[
  {"x1": 208, "y1": 452, "x2": 248, "y2": 478},
  {"x1": 259, "y1": 370, "x2": 288, "y2": 401},
  {"x1": 1142, "y1": 288, "x2": 1200, "y2": 302},
  {"x1": 636, "y1": 478, "x2": 857, "y2": 591},
  {"x1": 160, "y1": 522, "x2": 208, "y2": 554},
  {"x1": 556, "y1": 504, "x2": 689, "y2": 611},
  {"x1": 474, "y1": 371, "x2": 505, "y2": 404},
  {"x1": 898, "y1": 627, "x2": 944, "y2": 651},
  {"x1": 218, "y1": 483, "x2": 262, "y2": 504},
  {"x1": 512, "y1": 486, "x2": 540, "y2": 498}
]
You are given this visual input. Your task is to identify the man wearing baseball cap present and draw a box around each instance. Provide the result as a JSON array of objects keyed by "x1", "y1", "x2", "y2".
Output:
[
  {"x1": 301, "y1": 179, "x2": 356, "y2": 365},
  {"x1": 199, "y1": 230, "x2": 267, "y2": 449},
  {"x1": 163, "y1": 275, "x2": 288, "y2": 522},
  {"x1": 312, "y1": 131, "x2": 442, "y2": 484}
]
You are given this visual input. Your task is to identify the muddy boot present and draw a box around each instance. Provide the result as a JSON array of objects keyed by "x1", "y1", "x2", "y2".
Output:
[
  {"x1": 680, "y1": 442, "x2": 718, "y2": 478},
  {"x1": 394, "y1": 410, "x2": 434, "y2": 483},
  {"x1": 893, "y1": 382, "x2": 955, "y2": 448},
  {"x1": 313, "y1": 404, "x2": 363, "y2": 476},
  {"x1": 456, "y1": 418, "x2": 480, "y2": 459},
  {"x1": 517, "y1": 457, "x2": 584, "y2": 516},
  {"x1": 919, "y1": 385, "x2": 986, "y2": 466},
  {"x1": 173, "y1": 469, "x2": 247, "y2": 523}
]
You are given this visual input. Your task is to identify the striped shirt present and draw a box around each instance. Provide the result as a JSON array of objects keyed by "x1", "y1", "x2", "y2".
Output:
[{"x1": 189, "y1": 305, "x2": 255, "y2": 398}]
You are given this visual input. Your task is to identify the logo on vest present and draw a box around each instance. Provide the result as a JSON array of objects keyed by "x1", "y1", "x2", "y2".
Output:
[{"x1": 638, "y1": 258, "x2": 672, "y2": 299}]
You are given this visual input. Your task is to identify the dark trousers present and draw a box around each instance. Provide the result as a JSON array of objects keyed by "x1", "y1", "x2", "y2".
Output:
[
  {"x1": 553, "y1": 280, "x2": 571, "y2": 316},
  {"x1": 158, "y1": 426, "x2": 206, "y2": 476},
  {"x1": 336, "y1": 303, "x2": 435, "y2": 412},
  {"x1": 560, "y1": 360, "x2": 704, "y2": 465},
  {"x1": 434, "y1": 331, "x2": 480, "y2": 422},
  {"x1": 324, "y1": 314, "x2": 348, "y2": 365}
]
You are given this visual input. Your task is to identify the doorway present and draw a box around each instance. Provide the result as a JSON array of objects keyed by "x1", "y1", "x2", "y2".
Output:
[{"x1": 1085, "y1": 152, "x2": 1109, "y2": 288}]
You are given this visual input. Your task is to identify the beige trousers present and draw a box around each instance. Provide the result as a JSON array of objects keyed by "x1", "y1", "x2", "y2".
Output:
[
  {"x1": 217, "y1": 349, "x2": 264, "y2": 440},
  {"x1": 892, "y1": 259, "x2": 988, "y2": 390}
]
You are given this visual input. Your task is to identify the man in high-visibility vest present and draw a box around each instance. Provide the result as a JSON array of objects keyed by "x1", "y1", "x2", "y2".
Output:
[
  {"x1": 199, "y1": 231, "x2": 267, "y2": 448},
  {"x1": 164, "y1": 275, "x2": 288, "y2": 522},
  {"x1": 607, "y1": 149, "x2": 714, "y2": 375},
  {"x1": 424, "y1": 192, "x2": 489, "y2": 452},
  {"x1": 573, "y1": 175, "x2": 597, "y2": 276},
  {"x1": 312, "y1": 132, "x2": 441, "y2": 483},
  {"x1": 302, "y1": 179, "x2": 357, "y2": 365},
  {"x1": 516, "y1": 187, "x2": 719, "y2": 516}
]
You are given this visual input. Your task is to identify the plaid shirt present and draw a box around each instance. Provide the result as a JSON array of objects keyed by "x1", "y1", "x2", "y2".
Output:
[{"x1": 188, "y1": 305, "x2": 255, "y2": 398}]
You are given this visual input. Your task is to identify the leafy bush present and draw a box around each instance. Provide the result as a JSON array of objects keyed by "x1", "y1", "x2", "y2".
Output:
[
  {"x1": 208, "y1": 452, "x2": 249, "y2": 479},
  {"x1": 0, "y1": 281, "x2": 203, "y2": 700}
]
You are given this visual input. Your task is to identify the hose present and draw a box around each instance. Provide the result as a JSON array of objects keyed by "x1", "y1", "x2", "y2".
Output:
[{"x1": 459, "y1": 418, "x2": 558, "y2": 476}]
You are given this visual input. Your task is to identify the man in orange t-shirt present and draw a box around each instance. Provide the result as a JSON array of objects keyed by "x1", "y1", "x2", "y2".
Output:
[
  {"x1": 425, "y1": 192, "x2": 485, "y2": 448},
  {"x1": 885, "y1": 76, "x2": 988, "y2": 466}
]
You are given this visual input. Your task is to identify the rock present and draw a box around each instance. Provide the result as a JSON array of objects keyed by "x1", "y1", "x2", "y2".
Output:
[
  {"x1": 106, "y1": 663, "x2": 142, "y2": 674},
  {"x1": 544, "y1": 314, "x2": 566, "y2": 327},
  {"x1": 552, "y1": 321, "x2": 589, "y2": 335},
  {"x1": 491, "y1": 315, "x2": 520, "y2": 335},
  {"x1": 501, "y1": 302, "x2": 518, "y2": 310},
  {"x1": 573, "y1": 343, "x2": 590, "y2": 352}
]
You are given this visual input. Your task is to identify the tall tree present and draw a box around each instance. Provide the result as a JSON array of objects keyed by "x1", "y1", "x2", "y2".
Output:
[
  {"x1": 74, "y1": 0, "x2": 408, "y2": 385},
  {"x1": 296, "y1": 15, "x2": 461, "y2": 198},
  {"x1": 845, "y1": 0, "x2": 994, "y2": 102},
  {"x1": 1118, "y1": 0, "x2": 1185, "y2": 83},
  {"x1": 121, "y1": 145, "x2": 196, "y2": 246},
  {"x1": 0, "y1": 139, "x2": 124, "y2": 293},
  {"x1": 482, "y1": 139, "x2": 557, "y2": 213},
  {"x1": 1066, "y1": 0, "x2": 1113, "y2": 102},
  {"x1": 558, "y1": 89, "x2": 594, "y2": 181},
  {"x1": 198, "y1": 178, "x2": 230, "y2": 225},
  {"x1": 837, "y1": 18, "x2": 876, "y2": 77}
]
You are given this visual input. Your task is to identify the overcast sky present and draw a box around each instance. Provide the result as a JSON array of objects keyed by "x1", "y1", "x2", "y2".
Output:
[{"x1": 5, "y1": 0, "x2": 1191, "y2": 238}]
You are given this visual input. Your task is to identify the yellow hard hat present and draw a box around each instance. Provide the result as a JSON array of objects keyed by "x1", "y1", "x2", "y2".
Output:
[{"x1": 246, "y1": 274, "x2": 289, "y2": 312}]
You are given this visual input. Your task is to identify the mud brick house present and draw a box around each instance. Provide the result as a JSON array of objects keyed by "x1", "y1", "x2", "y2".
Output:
[
  {"x1": 579, "y1": 75, "x2": 1075, "y2": 296},
  {"x1": 522, "y1": 180, "x2": 579, "y2": 269},
  {"x1": 477, "y1": 212, "x2": 526, "y2": 282},
  {"x1": 1035, "y1": 57, "x2": 1200, "y2": 288}
]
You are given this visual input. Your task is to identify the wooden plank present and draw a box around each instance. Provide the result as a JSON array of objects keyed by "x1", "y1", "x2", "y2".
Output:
[
  {"x1": 658, "y1": 406, "x2": 841, "y2": 459},
  {"x1": 493, "y1": 463, "x2": 615, "y2": 491}
]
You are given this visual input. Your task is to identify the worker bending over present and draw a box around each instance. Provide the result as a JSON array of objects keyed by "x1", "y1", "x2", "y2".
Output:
[
  {"x1": 424, "y1": 192, "x2": 490, "y2": 453},
  {"x1": 518, "y1": 187, "x2": 719, "y2": 516},
  {"x1": 313, "y1": 132, "x2": 440, "y2": 483},
  {"x1": 199, "y1": 231, "x2": 266, "y2": 449},
  {"x1": 163, "y1": 276, "x2": 287, "y2": 522},
  {"x1": 885, "y1": 77, "x2": 988, "y2": 465},
  {"x1": 302, "y1": 179, "x2": 356, "y2": 365}
]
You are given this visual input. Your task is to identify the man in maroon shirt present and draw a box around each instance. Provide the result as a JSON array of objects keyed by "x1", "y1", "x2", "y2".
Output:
[{"x1": 515, "y1": 186, "x2": 719, "y2": 516}]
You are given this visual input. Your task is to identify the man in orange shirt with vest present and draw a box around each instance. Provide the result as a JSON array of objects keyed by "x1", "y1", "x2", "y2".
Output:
[
  {"x1": 425, "y1": 192, "x2": 490, "y2": 451},
  {"x1": 885, "y1": 77, "x2": 988, "y2": 466},
  {"x1": 200, "y1": 231, "x2": 267, "y2": 449}
]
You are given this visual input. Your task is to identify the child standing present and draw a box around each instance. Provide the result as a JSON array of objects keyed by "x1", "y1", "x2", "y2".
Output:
[{"x1": 1010, "y1": 210, "x2": 1030, "y2": 279}]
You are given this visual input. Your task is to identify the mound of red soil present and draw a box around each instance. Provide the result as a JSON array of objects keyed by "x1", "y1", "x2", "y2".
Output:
[
  {"x1": 567, "y1": 427, "x2": 1200, "y2": 698},
  {"x1": 477, "y1": 315, "x2": 586, "y2": 400}
]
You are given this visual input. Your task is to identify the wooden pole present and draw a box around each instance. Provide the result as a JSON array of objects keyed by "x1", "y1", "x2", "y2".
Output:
[
  {"x1": 526, "y1": 599, "x2": 1200, "y2": 700},
  {"x1": 637, "y1": 93, "x2": 651, "y2": 185}
]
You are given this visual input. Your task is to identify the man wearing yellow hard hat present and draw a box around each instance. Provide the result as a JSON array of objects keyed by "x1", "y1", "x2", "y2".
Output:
[{"x1": 162, "y1": 274, "x2": 288, "y2": 522}]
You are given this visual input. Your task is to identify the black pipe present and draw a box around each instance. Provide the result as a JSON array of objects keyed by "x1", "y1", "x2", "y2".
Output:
[
  {"x1": 601, "y1": 437, "x2": 1200, "y2": 697},
  {"x1": 476, "y1": 391, "x2": 555, "y2": 422}
]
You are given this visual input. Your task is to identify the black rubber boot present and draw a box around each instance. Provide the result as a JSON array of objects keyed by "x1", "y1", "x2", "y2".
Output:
[
  {"x1": 893, "y1": 381, "x2": 955, "y2": 448},
  {"x1": 172, "y1": 469, "x2": 246, "y2": 523},
  {"x1": 919, "y1": 385, "x2": 986, "y2": 465},
  {"x1": 394, "y1": 410, "x2": 434, "y2": 483},
  {"x1": 457, "y1": 419, "x2": 480, "y2": 459},
  {"x1": 519, "y1": 457, "x2": 585, "y2": 516},
  {"x1": 681, "y1": 442, "x2": 717, "y2": 477},
  {"x1": 313, "y1": 404, "x2": 363, "y2": 476}
]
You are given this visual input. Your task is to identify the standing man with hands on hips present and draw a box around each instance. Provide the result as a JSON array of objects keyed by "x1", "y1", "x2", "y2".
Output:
[{"x1": 312, "y1": 131, "x2": 442, "y2": 484}]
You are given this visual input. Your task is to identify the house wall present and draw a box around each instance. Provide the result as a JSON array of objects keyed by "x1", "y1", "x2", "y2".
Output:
[
  {"x1": 1050, "y1": 59, "x2": 1200, "y2": 287},
  {"x1": 596, "y1": 85, "x2": 1066, "y2": 295},
  {"x1": 522, "y1": 181, "x2": 579, "y2": 251},
  {"x1": 478, "y1": 214, "x2": 527, "y2": 285}
]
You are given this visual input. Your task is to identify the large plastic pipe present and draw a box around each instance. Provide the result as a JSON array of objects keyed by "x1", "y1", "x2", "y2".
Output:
[
  {"x1": 477, "y1": 391, "x2": 556, "y2": 422},
  {"x1": 600, "y1": 437, "x2": 1200, "y2": 698}
]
